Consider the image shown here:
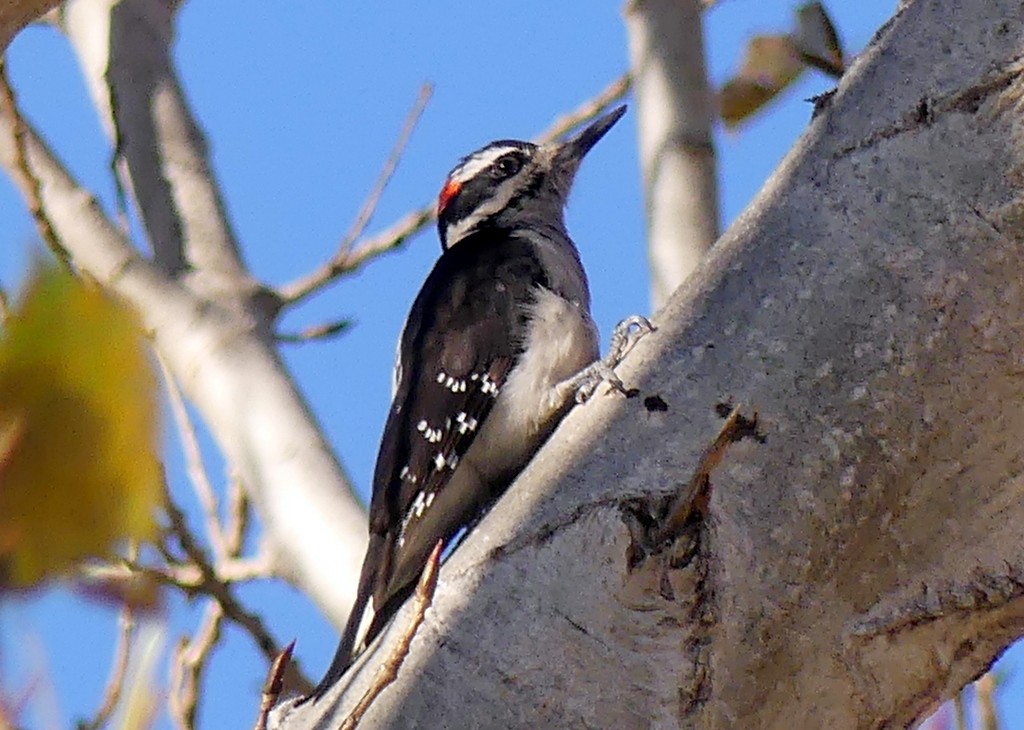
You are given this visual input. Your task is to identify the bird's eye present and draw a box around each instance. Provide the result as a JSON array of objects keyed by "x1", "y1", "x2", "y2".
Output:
[{"x1": 493, "y1": 154, "x2": 522, "y2": 178}]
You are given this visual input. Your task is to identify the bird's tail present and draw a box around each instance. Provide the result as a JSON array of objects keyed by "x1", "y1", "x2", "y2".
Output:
[{"x1": 307, "y1": 532, "x2": 385, "y2": 700}]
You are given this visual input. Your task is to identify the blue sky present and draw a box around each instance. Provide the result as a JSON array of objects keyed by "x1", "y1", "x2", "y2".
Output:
[{"x1": 1, "y1": 2, "x2": 1019, "y2": 728}]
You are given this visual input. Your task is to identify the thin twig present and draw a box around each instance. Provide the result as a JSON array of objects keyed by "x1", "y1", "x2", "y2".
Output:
[
  {"x1": 278, "y1": 84, "x2": 434, "y2": 306},
  {"x1": 169, "y1": 602, "x2": 223, "y2": 730},
  {"x1": 276, "y1": 74, "x2": 632, "y2": 307},
  {"x1": 217, "y1": 555, "x2": 271, "y2": 582},
  {"x1": 158, "y1": 354, "x2": 228, "y2": 560},
  {"x1": 156, "y1": 479, "x2": 309, "y2": 693},
  {"x1": 161, "y1": 489, "x2": 291, "y2": 668},
  {"x1": 338, "y1": 84, "x2": 433, "y2": 261},
  {"x1": 0, "y1": 284, "x2": 10, "y2": 322},
  {"x1": 953, "y1": 693, "x2": 966, "y2": 730},
  {"x1": 339, "y1": 540, "x2": 444, "y2": 730},
  {"x1": 102, "y1": 554, "x2": 264, "y2": 589},
  {"x1": 0, "y1": 60, "x2": 71, "y2": 267},
  {"x1": 653, "y1": 406, "x2": 761, "y2": 544},
  {"x1": 276, "y1": 318, "x2": 354, "y2": 344},
  {"x1": 293, "y1": 204, "x2": 433, "y2": 290},
  {"x1": 255, "y1": 641, "x2": 296, "y2": 730},
  {"x1": 535, "y1": 73, "x2": 631, "y2": 143},
  {"x1": 223, "y1": 474, "x2": 250, "y2": 556},
  {"x1": 77, "y1": 608, "x2": 135, "y2": 730},
  {"x1": 975, "y1": 672, "x2": 999, "y2": 730}
]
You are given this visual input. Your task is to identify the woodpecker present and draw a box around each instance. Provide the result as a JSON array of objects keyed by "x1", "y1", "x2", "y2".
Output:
[{"x1": 311, "y1": 105, "x2": 650, "y2": 697}]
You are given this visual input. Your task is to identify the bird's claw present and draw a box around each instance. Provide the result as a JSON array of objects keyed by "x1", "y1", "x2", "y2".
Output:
[{"x1": 571, "y1": 315, "x2": 655, "y2": 403}]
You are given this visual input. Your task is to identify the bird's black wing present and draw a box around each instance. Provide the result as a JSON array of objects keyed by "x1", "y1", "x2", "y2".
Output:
[
  {"x1": 312, "y1": 232, "x2": 548, "y2": 695},
  {"x1": 368, "y1": 231, "x2": 547, "y2": 608}
]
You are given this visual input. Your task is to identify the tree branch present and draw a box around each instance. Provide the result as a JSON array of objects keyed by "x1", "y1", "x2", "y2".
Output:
[
  {"x1": 277, "y1": 74, "x2": 633, "y2": 305},
  {"x1": 63, "y1": 0, "x2": 251, "y2": 288},
  {"x1": 278, "y1": 83, "x2": 434, "y2": 307},
  {"x1": 338, "y1": 541, "x2": 443, "y2": 730},
  {"x1": 170, "y1": 601, "x2": 223, "y2": 730},
  {"x1": 77, "y1": 608, "x2": 134, "y2": 730},
  {"x1": 159, "y1": 353, "x2": 228, "y2": 560},
  {"x1": 0, "y1": 42, "x2": 368, "y2": 626},
  {"x1": 625, "y1": 0, "x2": 719, "y2": 309},
  {"x1": 0, "y1": 0, "x2": 60, "y2": 52},
  {"x1": 275, "y1": 0, "x2": 1024, "y2": 725},
  {"x1": 0, "y1": 60, "x2": 70, "y2": 267},
  {"x1": 275, "y1": 318, "x2": 354, "y2": 345}
]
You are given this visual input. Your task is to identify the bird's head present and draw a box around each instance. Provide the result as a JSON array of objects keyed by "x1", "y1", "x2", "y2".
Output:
[{"x1": 436, "y1": 105, "x2": 626, "y2": 249}]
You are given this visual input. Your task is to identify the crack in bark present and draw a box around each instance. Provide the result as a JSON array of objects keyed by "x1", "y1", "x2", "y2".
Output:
[
  {"x1": 552, "y1": 609, "x2": 615, "y2": 655},
  {"x1": 679, "y1": 520, "x2": 714, "y2": 720},
  {"x1": 487, "y1": 496, "x2": 627, "y2": 563},
  {"x1": 848, "y1": 563, "x2": 1024, "y2": 639},
  {"x1": 832, "y1": 64, "x2": 1024, "y2": 160}
]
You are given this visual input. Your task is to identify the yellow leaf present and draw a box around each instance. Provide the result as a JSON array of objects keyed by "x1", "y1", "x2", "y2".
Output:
[
  {"x1": 795, "y1": 2, "x2": 845, "y2": 78},
  {"x1": 720, "y1": 35, "x2": 805, "y2": 127},
  {"x1": 0, "y1": 265, "x2": 160, "y2": 589}
]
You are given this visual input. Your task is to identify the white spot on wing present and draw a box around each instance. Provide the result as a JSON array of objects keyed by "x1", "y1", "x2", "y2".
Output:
[
  {"x1": 480, "y1": 373, "x2": 500, "y2": 396},
  {"x1": 455, "y1": 411, "x2": 479, "y2": 433}
]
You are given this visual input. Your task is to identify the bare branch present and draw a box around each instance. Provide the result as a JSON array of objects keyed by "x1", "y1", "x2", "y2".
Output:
[
  {"x1": 302, "y1": 205, "x2": 434, "y2": 284},
  {"x1": 625, "y1": 0, "x2": 719, "y2": 308},
  {"x1": 276, "y1": 318, "x2": 354, "y2": 345},
  {"x1": 339, "y1": 83, "x2": 433, "y2": 251},
  {"x1": 256, "y1": 642, "x2": 296, "y2": 730},
  {"x1": 223, "y1": 474, "x2": 251, "y2": 557},
  {"x1": 954, "y1": 694, "x2": 967, "y2": 730},
  {"x1": 216, "y1": 555, "x2": 272, "y2": 583},
  {"x1": 77, "y1": 608, "x2": 135, "y2": 730},
  {"x1": 535, "y1": 73, "x2": 631, "y2": 142},
  {"x1": 339, "y1": 540, "x2": 443, "y2": 730},
  {"x1": 0, "y1": 66, "x2": 183, "y2": 298},
  {"x1": 276, "y1": 74, "x2": 633, "y2": 307},
  {"x1": 279, "y1": 84, "x2": 434, "y2": 306},
  {"x1": 0, "y1": 60, "x2": 70, "y2": 267},
  {"x1": 160, "y1": 483, "x2": 297, "y2": 672},
  {"x1": 158, "y1": 353, "x2": 228, "y2": 560},
  {"x1": 653, "y1": 405, "x2": 761, "y2": 544},
  {"x1": 64, "y1": 0, "x2": 249, "y2": 282},
  {"x1": 975, "y1": 673, "x2": 998, "y2": 730},
  {"x1": 169, "y1": 601, "x2": 223, "y2": 730}
]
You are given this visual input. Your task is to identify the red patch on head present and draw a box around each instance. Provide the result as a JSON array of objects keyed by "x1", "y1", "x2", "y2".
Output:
[{"x1": 437, "y1": 179, "x2": 462, "y2": 216}]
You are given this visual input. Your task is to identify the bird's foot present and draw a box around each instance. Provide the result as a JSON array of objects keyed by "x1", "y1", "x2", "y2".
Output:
[{"x1": 570, "y1": 315, "x2": 655, "y2": 404}]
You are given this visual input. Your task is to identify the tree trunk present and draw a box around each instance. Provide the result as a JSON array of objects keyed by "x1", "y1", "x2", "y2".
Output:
[
  {"x1": 0, "y1": 0, "x2": 59, "y2": 51},
  {"x1": 625, "y1": 0, "x2": 718, "y2": 310},
  {"x1": 277, "y1": 0, "x2": 1024, "y2": 726}
]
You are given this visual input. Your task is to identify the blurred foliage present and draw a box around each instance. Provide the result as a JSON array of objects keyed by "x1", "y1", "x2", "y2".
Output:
[
  {"x1": 720, "y1": 1, "x2": 845, "y2": 126},
  {"x1": 0, "y1": 264, "x2": 160, "y2": 590}
]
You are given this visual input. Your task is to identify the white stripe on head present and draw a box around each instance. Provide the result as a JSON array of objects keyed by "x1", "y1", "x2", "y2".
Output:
[
  {"x1": 444, "y1": 173, "x2": 525, "y2": 248},
  {"x1": 449, "y1": 145, "x2": 524, "y2": 185}
]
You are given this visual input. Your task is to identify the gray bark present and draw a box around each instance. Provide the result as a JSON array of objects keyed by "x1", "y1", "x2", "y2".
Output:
[
  {"x1": 625, "y1": 0, "x2": 719, "y2": 311},
  {"x1": 277, "y1": 0, "x2": 1024, "y2": 726}
]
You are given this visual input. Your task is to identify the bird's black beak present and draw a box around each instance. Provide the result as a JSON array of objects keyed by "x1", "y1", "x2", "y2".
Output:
[{"x1": 552, "y1": 105, "x2": 627, "y2": 182}]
